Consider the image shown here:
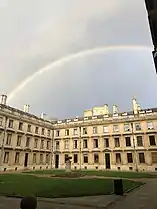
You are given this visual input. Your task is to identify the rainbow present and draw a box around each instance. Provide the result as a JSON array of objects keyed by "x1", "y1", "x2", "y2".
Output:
[{"x1": 7, "y1": 45, "x2": 152, "y2": 103}]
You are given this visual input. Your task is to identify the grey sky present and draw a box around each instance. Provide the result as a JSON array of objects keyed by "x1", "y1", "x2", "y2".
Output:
[{"x1": 0, "y1": 0, "x2": 156, "y2": 119}]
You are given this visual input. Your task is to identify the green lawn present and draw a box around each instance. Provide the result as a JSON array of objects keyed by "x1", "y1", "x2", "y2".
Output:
[
  {"x1": 0, "y1": 174, "x2": 142, "y2": 198},
  {"x1": 24, "y1": 169, "x2": 155, "y2": 179}
]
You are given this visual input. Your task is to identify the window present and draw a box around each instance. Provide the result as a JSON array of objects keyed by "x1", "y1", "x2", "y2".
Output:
[
  {"x1": 83, "y1": 127, "x2": 87, "y2": 135},
  {"x1": 135, "y1": 123, "x2": 141, "y2": 131},
  {"x1": 15, "y1": 152, "x2": 20, "y2": 164},
  {"x1": 34, "y1": 139, "x2": 38, "y2": 148},
  {"x1": 94, "y1": 153, "x2": 99, "y2": 163},
  {"x1": 65, "y1": 154, "x2": 69, "y2": 163},
  {"x1": 56, "y1": 130, "x2": 60, "y2": 137},
  {"x1": 73, "y1": 128, "x2": 78, "y2": 135},
  {"x1": 0, "y1": 117, "x2": 3, "y2": 126},
  {"x1": 137, "y1": 136, "x2": 143, "y2": 146},
  {"x1": 65, "y1": 129, "x2": 69, "y2": 136},
  {"x1": 26, "y1": 137, "x2": 30, "y2": 147},
  {"x1": 139, "y1": 153, "x2": 145, "y2": 163},
  {"x1": 4, "y1": 152, "x2": 9, "y2": 163},
  {"x1": 104, "y1": 138, "x2": 109, "y2": 148},
  {"x1": 6, "y1": 134, "x2": 12, "y2": 145},
  {"x1": 35, "y1": 127, "x2": 39, "y2": 134},
  {"x1": 40, "y1": 154, "x2": 43, "y2": 163},
  {"x1": 93, "y1": 127, "x2": 97, "y2": 134},
  {"x1": 103, "y1": 126, "x2": 109, "y2": 133},
  {"x1": 27, "y1": 124, "x2": 31, "y2": 132},
  {"x1": 33, "y1": 153, "x2": 36, "y2": 163},
  {"x1": 149, "y1": 135, "x2": 156, "y2": 146},
  {"x1": 93, "y1": 139, "x2": 98, "y2": 148},
  {"x1": 64, "y1": 140, "x2": 69, "y2": 149},
  {"x1": 47, "y1": 141, "x2": 50, "y2": 149},
  {"x1": 42, "y1": 128, "x2": 45, "y2": 135},
  {"x1": 8, "y1": 119, "x2": 13, "y2": 128},
  {"x1": 46, "y1": 154, "x2": 50, "y2": 164},
  {"x1": 114, "y1": 138, "x2": 120, "y2": 147},
  {"x1": 40, "y1": 140, "x2": 44, "y2": 149},
  {"x1": 18, "y1": 122, "x2": 23, "y2": 130},
  {"x1": 127, "y1": 153, "x2": 133, "y2": 163},
  {"x1": 83, "y1": 139, "x2": 88, "y2": 148},
  {"x1": 116, "y1": 153, "x2": 121, "y2": 164},
  {"x1": 56, "y1": 141, "x2": 60, "y2": 150},
  {"x1": 147, "y1": 121, "x2": 154, "y2": 130},
  {"x1": 124, "y1": 124, "x2": 130, "y2": 132},
  {"x1": 152, "y1": 152, "x2": 157, "y2": 163},
  {"x1": 125, "y1": 137, "x2": 131, "y2": 146},
  {"x1": 17, "y1": 136, "x2": 22, "y2": 146},
  {"x1": 84, "y1": 155, "x2": 88, "y2": 163},
  {"x1": 74, "y1": 140, "x2": 78, "y2": 149},
  {"x1": 113, "y1": 125, "x2": 119, "y2": 132},
  {"x1": 47, "y1": 130, "x2": 51, "y2": 137},
  {"x1": 74, "y1": 154, "x2": 78, "y2": 163}
]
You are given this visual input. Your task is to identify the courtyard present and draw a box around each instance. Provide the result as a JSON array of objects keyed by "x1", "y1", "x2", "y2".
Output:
[{"x1": 0, "y1": 170, "x2": 154, "y2": 198}]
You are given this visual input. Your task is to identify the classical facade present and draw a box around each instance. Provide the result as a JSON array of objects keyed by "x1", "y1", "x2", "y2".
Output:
[
  {"x1": 1, "y1": 94, "x2": 157, "y2": 172},
  {"x1": 0, "y1": 95, "x2": 53, "y2": 171},
  {"x1": 53, "y1": 98, "x2": 157, "y2": 172}
]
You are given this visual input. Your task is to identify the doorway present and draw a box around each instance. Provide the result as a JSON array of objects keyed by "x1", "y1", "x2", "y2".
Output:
[
  {"x1": 105, "y1": 153, "x2": 111, "y2": 169},
  {"x1": 24, "y1": 153, "x2": 28, "y2": 167},
  {"x1": 55, "y1": 154, "x2": 59, "y2": 169}
]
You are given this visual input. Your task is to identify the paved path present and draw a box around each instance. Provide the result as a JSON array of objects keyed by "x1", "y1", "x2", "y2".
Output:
[
  {"x1": 0, "y1": 179, "x2": 157, "y2": 209},
  {"x1": 110, "y1": 179, "x2": 157, "y2": 209},
  {"x1": 0, "y1": 195, "x2": 120, "y2": 209}
]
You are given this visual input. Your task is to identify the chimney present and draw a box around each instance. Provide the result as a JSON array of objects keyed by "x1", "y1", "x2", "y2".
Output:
[
  {"x1": 137, "y1": 104, "x2": 141, "y2": 111},
  {"x1": 41, "y1": 113, "x2": 46, "y2": 119},
  {"x1": 113, "y1": 105, "x2": 118, "y2": 114},
  {"x1": 1, "y1": 94, "x2": 7, "y2": 105},
  {"x1": 104, "y1": 104, "x2": 109, "y2": 114},
  {"x1": 24, "y1": 104, "x2": 30, "y2": 113},
  {"x1": 132, "y1": 97, "x2": 138, "y2": 114}
]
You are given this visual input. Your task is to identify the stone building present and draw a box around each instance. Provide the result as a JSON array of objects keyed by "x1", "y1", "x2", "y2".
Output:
[
  {"x1": 0, "y1": 95, "x2": 54, "y2": 171},
  {"x1": 53, "y1": 98, "x2": 157, "y2": 172},
  {"x1": 1, "y1": 94, "x2": 157, "y2": 172}
]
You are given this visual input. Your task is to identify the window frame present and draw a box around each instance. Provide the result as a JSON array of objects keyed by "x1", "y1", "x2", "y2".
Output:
[
  {"x1": 149, "y1": 135, "x2": 156, "y2": 146},
  {"x1": 127, "y1": 153, "x2": 133, "y2": 163},
  {"x1": 93, "y1": 126, "x2": 98, "y2": 134},
  {"x1": 116, "y1": 153, "x2": 121, "y2": 164},
  {"x1": 17, "y1": 135, "x2": 22, "y2": 147},
  {"x1": 103, "y1": 126, "x2": 109, "y2": 133},
  {"x1": 94, "y1": 153, "x2": 99, "y2": 163},
  {"x1": 137, "y1": 136, "x2": 143, "y2": 147},
  {"x1": 83, "y1": 139, "x2": 88, "y2": 149},
  {"x1": 4, "y1": 152, "x2": 9, "y2": 163},
  {"x1": 147, "y1": 121, "x2": 154, "y2": 130},
  {"x1": 125, "y1": 136, "x2": 131, "y2": 147},
  {"x1": 74, "y1": 154, "x2": 78, "y2": 163},
  {"x1": 15, "y1": 152, "x2": 20, "y2": 164},
  {"x1": 135, "y1": 123, "x2": 141, "y2": 131},
  {"x1": 139, "y1": 153, "x2": 145, "y2": 164},
  {"x1": 8, "y1": 119, "x2": 13, "y2": 128},
  {"x1": 83, "y1": 155, "x2": 88, "y2": 163},
  {"x1": 104, "y1": 138, "x2": 109, "y2": 148},
  {"x1": 114, "y1": 137, "x2": 120, "y2": 147},
  {"x1": 113, "y1": 125, "x2": 119, "y2": 132},
  {"x1": 124, "y1": 123, "x2": 130, "y2": 132}
]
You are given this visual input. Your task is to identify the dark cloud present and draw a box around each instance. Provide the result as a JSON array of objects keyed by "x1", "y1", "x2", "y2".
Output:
[{"x1": 0, "y1": 0, "x2": 156, "y2": 118}]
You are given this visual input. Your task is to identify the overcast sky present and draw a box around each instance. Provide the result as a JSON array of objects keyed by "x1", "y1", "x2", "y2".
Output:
[{"x1": 0, "y1": 0, "x2": 156, "y2": 119}]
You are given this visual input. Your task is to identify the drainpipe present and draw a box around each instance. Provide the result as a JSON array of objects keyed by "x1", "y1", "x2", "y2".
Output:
[
  {"x1": 79, "y1": 126, "x2": 81, "y2": 170},
  {"x1": 51, "y1": 128, "x2": 54, "y2": 169},
  {"x1": 131, "y1": 122, "x2": 138, "y2": 172}
]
